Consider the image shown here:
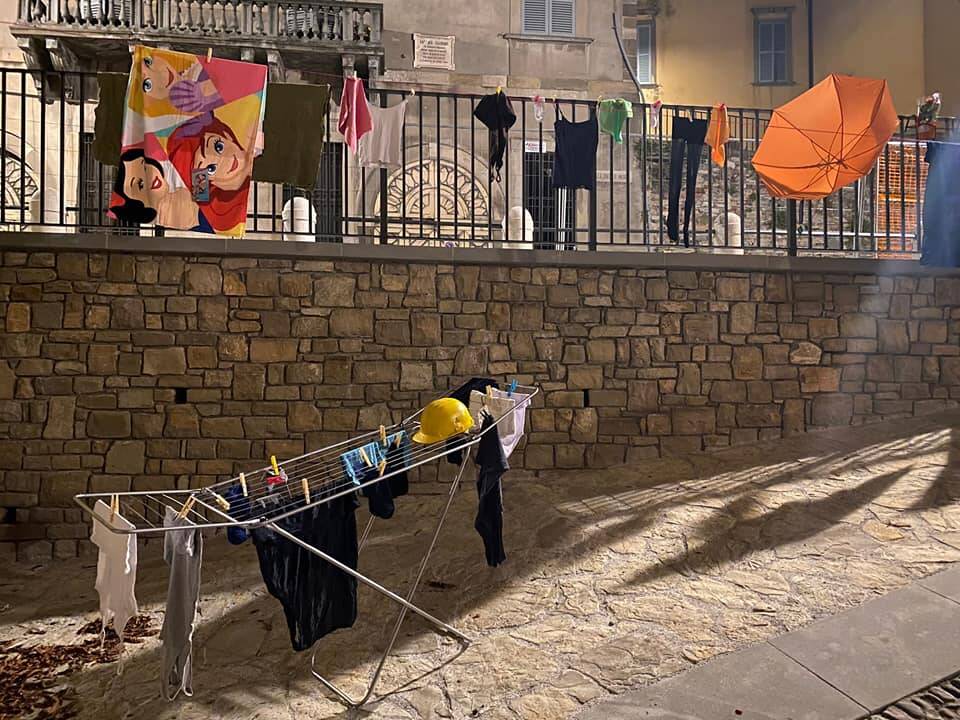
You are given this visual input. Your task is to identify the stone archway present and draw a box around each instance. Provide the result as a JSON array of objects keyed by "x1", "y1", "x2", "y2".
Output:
[{"x1": 0, "y1": 132, "x2": 39, "y2": 229}]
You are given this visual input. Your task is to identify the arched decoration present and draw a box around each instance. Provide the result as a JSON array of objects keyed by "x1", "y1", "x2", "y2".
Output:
[
  {"x1": 0, "y1": 132, "x2": 40, "y2": 228},
  {"x1": 366, "y1": 144, "x2": 504, "y2": 247}
]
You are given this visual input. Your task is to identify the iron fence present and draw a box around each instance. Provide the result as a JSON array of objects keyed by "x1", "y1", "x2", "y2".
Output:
[{"x1": 0, "y1": 68, "x2": 952, "y2": 256}]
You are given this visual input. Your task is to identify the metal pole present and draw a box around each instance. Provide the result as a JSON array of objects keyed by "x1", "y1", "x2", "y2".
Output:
[{"x1": 807, "y1": 0, "x2": 815, "y2": 89}]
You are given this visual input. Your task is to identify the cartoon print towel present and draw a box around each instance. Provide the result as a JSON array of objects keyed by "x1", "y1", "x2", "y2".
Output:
[{"x1": 109, "y1": 46, "x2": 267, "y2": 238}]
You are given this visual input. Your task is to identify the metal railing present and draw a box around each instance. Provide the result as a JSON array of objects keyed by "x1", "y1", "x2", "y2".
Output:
[
  {"x1": 16, "y1": 0, "x2": 383, "y2": 45},
  {"x1": 0, "y1": 68, "x2": 951, "y2": 256}
]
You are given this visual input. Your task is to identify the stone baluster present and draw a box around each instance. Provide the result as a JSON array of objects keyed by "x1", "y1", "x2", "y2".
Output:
[
  {"x1": 200, "y1": 0, "x2": 213, "y2": 31},
  {"x1": 342, "y1": 5, "x2": 354, "y2": 42},
  {"x1": 369, "y1": 5, "x2": 381, "y2": 43}
]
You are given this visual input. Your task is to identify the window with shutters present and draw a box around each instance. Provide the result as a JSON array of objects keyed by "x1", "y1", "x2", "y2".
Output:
[
  {"x1": 636, "y1": 19, "x2": 655, "y2": 84},
  {"x1": 754, "y1": 9, "x2": 792, "y2": 85},
  {"x1": 522, "y1": 0, "x2": 576, "y2": 36}
]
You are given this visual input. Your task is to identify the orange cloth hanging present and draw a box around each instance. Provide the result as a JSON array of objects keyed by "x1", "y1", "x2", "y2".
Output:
[
  {"x1": 706, "y1": 103, "x2": 729, "y2": 165},
  {"x1": 752, "y1": 74, "x2": 898, "y2": 200}
]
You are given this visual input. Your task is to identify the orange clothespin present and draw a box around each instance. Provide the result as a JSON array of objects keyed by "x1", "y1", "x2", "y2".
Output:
[
  {"x1": 177, "y1": 495, "x2": 196, "y2": 519},
  {"x1": 377, "y1": 458, "x2": 387, "y2": 477},
  {"x1": 359, "y1": 447, "x2": 372, "y2": 467}
]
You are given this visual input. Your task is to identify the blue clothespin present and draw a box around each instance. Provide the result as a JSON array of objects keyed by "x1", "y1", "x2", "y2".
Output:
[{"x1": 507, "y1": 379, "x2": 518, "y2": 396}]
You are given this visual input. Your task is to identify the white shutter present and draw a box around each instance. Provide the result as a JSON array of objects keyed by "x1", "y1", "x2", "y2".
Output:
[
  {"x1": 523, "y1": 0, "x2": 548, "y2": 34},
  {"x1": 636, "y1": 21, "x2": 652, "y2": 83},
  {"x1": 549, "y1": 0, "x2": 575, "y2": 35}
]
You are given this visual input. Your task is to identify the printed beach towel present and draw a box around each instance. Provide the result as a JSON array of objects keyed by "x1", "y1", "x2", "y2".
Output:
[{"x1": 109, "y1": 46, "x2": 267, "y2": 237}]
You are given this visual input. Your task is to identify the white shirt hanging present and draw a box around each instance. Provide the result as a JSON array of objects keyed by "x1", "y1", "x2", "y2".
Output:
[{"x1": 91, "y1": 499, "x2": 138, "y2": 642}]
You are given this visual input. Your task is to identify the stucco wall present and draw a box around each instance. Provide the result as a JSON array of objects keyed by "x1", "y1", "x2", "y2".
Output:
[{"x1": 1, "y1": 239, "x2": 959, "y2": 562}]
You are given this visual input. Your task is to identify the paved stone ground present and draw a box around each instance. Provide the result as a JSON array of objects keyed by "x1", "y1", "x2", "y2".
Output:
[{"x1": 2, "y1": 411, "x2": 959, "y2": 720}]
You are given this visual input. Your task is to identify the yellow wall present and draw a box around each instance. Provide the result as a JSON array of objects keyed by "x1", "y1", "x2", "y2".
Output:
[{"x1": 923, "y1": 0, "x2": 960, "y2": 118}]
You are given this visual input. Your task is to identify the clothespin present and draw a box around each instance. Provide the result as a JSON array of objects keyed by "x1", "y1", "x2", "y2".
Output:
[
  {"x1": 177, "y1": 495, "x2": 196, "y2": 519},
  {"x1": 410, "y1": 88, "x2": 416, "y2": 97},
  {"x1": 507, "y1": 379, "x2": 518, "y2": 397},
  {"x1": 110, "y1": 494, "x2": 119, "y2": 520},
  {"x1": 394, "y1": 431, "x2": 403, "y2": 448},
  {"x1": 377, "y1": 458, "x2": 387, "y2": 477},
  {"x1": 206, "y1": 47, "x2": 212, "y2": 62},
  {"x1": 301, "y1": 478, "x2": 311, "y2": 505},
  {"x1": 496, "y1": 86, "x2": 502, "y2": 95},
  {"x1": 209, "y1": 490, "x2": 230, "y2": 512},
  {"x1": 359, "y1": 447, "x2": 372, "y2": 467},
  {"x1": 487, "y1": 385, "x2": 494, "y2": 399},
  {"x1": 270, "y1": 456, "x2": 280, "y2": 476},
  {"x1": 379, "y1": 424, "x2": 387, "y2": 447},
  {"x1": 239, "y1": 472, "x2": 248, "y2": 497}
]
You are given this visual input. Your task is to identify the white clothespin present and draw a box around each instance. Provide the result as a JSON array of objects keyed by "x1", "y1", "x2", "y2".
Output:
[
  {"x1": 110, "y1": 494, "x2": 119, "y2": 521},
  {"x1": 379, "y1": 424, "x2": 387, "y2": 447},
  {"x1": 206, "y1": 47, "x2": 213, "y2": 62},
  {"x1": 239, "y1": 472, "x2": 248, "y2": 497},
  {"x1": 301, "y1": 478, "x2": 311, "y2": 505}
]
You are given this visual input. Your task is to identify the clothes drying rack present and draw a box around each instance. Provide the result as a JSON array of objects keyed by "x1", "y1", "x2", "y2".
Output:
[{"x1": 74, "y1": 381, "x2": 539, "y2": 707}]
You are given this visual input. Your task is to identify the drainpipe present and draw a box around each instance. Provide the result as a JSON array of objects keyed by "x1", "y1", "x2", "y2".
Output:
[{"x1": 788, "y1": 0, "x2": 814, "y2": 257}]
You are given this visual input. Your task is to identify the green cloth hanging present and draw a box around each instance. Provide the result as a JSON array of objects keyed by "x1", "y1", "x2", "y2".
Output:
[{"x1": 598, "y1": 98, "x2": 633, "y2": 144}]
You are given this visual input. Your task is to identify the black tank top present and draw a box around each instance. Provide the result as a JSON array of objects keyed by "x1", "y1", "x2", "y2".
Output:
[{"x1": 553, "y1": 107, "x2": 599, "y2": 190}]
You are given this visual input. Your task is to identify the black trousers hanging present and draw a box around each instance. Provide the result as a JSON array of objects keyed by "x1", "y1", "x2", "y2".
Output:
[{"x1": 667, "y1": 117, "x2": 708, "y2": 245}]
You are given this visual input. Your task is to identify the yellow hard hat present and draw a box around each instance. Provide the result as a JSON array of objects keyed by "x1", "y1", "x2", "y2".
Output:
[{"x1": 413, "y1": 397, "x2": 474, "y2": 444}]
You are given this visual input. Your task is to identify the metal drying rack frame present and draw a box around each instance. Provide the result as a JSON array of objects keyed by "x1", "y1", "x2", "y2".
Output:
[{"x1": 75, "y1": 381, "x2": 539, "y2": 708}]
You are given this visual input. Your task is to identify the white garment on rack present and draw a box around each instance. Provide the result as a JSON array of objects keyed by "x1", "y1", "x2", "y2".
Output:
[
  {"x1": 469, "y1": 390, "x2": 516, "y2": 439},
  {"x1": 358, "y1": 99, "x2": 408, "y2": 169},
  {"x1": 91, "y1": 499, "x2": 138, "y2": 642},
  {"x1": 489, "y1": 388, "x2": 531, "y2": 459},
  {"x1": 160, "y1": 507, "x2": 203, "y2": 701}
]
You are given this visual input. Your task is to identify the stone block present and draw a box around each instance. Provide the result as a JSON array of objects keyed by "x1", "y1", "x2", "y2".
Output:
[
  {"x1": 860, "y1": 293, "x2": 891, "y2": 313},
  {"x1": 628, "y1": 380, "x2": 659, "y2": 412},
  {"x1": 164, "y1": 406, "x2": 199, "y2": 438},
  {"x1": 5, "y1": 303, "x2": 30, "y2": 332},
  {"x1": 710, "y1": 381, "x2": 746, "y2": 403},
  {"x1": 866, "y1": 355, "x2": 895, "y2": 382},
  {"x1": 245, "y1": 268, "x2": 279, "y2": 296},
  {"x1": 288, "y1": 403, "x2": 323, "y2": 432},
  {"x1": 87, "y1": 345, "x2": 118, "y2": 375},
  {"x1": 737, "y1": 403, "x2": 782, "y2": 427},
  {"x1": 808, "y1": 318, "x2": 839, "y2": 339},
  {"x1": 376, "y1": 320, "x2": 412, "y2": 346},
  {"x1": 286, "y1": 363, "x2": 323, "y2": 385},
  {"x1": 571, "y1": 408, "x2": 598, "y2": 443},
  {"x1": 788, "y1": 341, "x2": 822, "y2": 365},
  {"x1": 799, "y1": 367, "x2": 841, "y2": 393},
  {"x1": 243, "y1": 416, "x2": 287, "y2": 439},
  {"x1": 401, "y1": 361, "x2": 434, "y2": 390},
  {"x1": 314, "y1": 275, "x2": 356, "y2": 306},
  {"x1": 201, "y1": 417, "x2": 243, "y2": 438},
  {"x1": 87, "y1": 410, "x2": 131, "y2": 438},
  {"x1": 942, "y1": 357, "x2": 960, "y2": 386},
  {"x1": 0, "y1": 361, "x2": 13, "y2": 399},
  {"x1": 280, "y1": 273, "x2": 312, "y2": 297},
  {"x1": 547, "y1": 285, "x2": 581, "y2": 307},
  {"x1": 185, "y1": 264, "x2": 222, "y2": 295},
  {"x1": 877, "y1": 320, "x2": 909, "y2": 353},
  {"x1": 111, "y1": 298, "x2": 144, "y2": 329},
  {"x1": 894, "y1": 356, "x2": 923, "y2": 383},
  {"x1": 732, "y1": 346, "x2": 763, "y2": 380},
  {"x1": 586, "y1": 340, "x2": 616, "y2": 364},
  {"x1": 839, "y1": 314, "x2": 877, "y2": 338},
  {"x1": 729, "y1": 303, "x2": 756, "y2": 334},
  {"x1": 329, "y1": 309, "x2": 374, "y2": 337},
  {"x1": 676, "y1": 363, "x2": 701, "y2": 395},
  {"x1": 919, "y1": 320, "x2": 948, "y2": 345},
  {"x1": 234, "y1": 364, "x2": 266, "y2": 400},
  {"x1": 218, "y1": 335, "x2": 248, "y2": 361},
  {"x1": 411, "y1": 313, "x2": 442, "y2": 345},
  {"x1": 567, "y1": 366, "x2": 603, "y2": 389},
  {"x1": 454, "y1": 346, "x2": 488, "y2": 375},
  {"x1": 324, "y1": 408, "x2": 358, "y2": 431},
  {"x1": 934, "y1": 277, "x2": 960, "y2": 306},
  {"x1": 143, "y1": 347, "x2": 186, "y2": 376},
  {"x1": 811, "y1": 393, "x2": 854, "y2": 426},
  {"x1": 612, "y1": 277, "x2": 645, "y2": 306},
  {"x1": 486, "y1": 303, "x2": 511, "y2": 330},
  {"x1": 716, "y1": 276, "x2": 751, "y2": 301},
  {"x1": 105, "y1": 440, "x2": 145, "y2": 474},
  {"x1": 354, "y1": 361, "x2": 400, "y2": 384},
  {"x1": 249, "y1": 339, "x2": 298, "y2": 363},
  {"x1": 455, "y1": 266, "x2": 480, "y2": 299},
  {"x1": 683, "y1": 314, "x2": 719, "y2": 343},
  {"x1": 43, "y1": 397, "x2": 76, "y2": 439},
  {"x1": 673, "y1": 407, "x2": 716, "y2": 435}
]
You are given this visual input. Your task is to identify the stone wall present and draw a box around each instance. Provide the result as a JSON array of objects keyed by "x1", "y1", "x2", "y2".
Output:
[{"x1": 1, "y1": 243, "x2": 959, "y2": 561}]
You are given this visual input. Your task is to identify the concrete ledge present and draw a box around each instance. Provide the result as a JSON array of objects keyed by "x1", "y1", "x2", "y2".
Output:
[{"x1": 1, "y1": 231, "x2": 959, "y2": 277}]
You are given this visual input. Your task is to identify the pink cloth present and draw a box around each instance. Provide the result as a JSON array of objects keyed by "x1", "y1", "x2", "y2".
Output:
[{"x1": 338, "y1": 77, "x2": 373, "y2": 154}]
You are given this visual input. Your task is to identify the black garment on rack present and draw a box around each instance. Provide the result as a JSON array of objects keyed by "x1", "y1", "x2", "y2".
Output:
[
  {"x1": 445, "y1": 377, "x2": 497, "y2": 466},
  {"x1": 666, "y1": 117, "x2": 708, "y2": 245},
  {"x1": 250, "y1": 493, "x2": 359, "y2": 651},
  {"x1": 553, "y1": 108, "x2": 599, "y2": 191},
  {"x1": 360, "y1": 467, "x2": 395, "y2": 520},
  {"x1": 474, "y1": 415, "x2": 508, "y2": 567},
  {"x1": 474, "y1": 92, "x2": 516, "y2": 182},
  {"x1": 921, "y1": 140, "x2": 960, "y2": 267}
]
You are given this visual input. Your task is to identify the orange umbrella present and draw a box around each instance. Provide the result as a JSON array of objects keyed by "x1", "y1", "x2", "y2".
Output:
[{"x1": 752, "y1": 74, "x2": 899, "y2": 200}]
